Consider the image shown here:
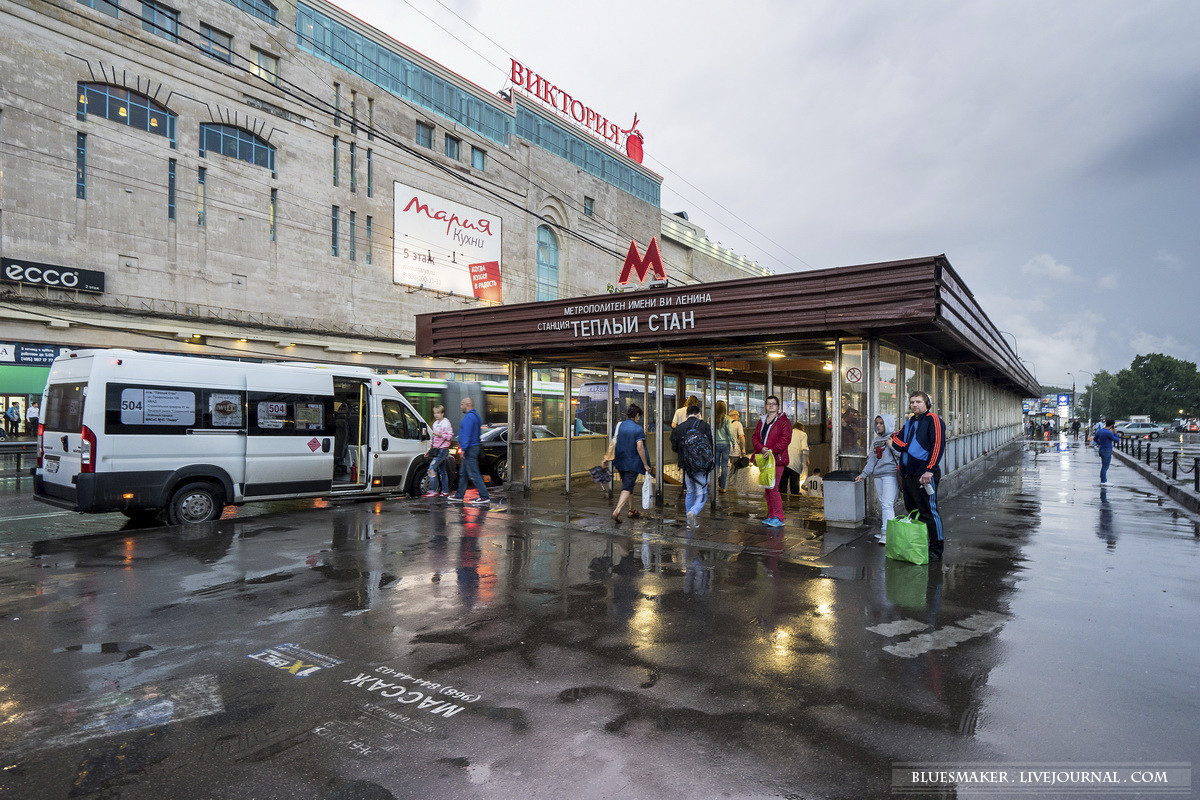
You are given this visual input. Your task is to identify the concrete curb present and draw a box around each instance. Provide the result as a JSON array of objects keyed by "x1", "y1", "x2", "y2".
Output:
[{"x1": 1112, "y1": 447, "x2": 1200, "y2": 514}]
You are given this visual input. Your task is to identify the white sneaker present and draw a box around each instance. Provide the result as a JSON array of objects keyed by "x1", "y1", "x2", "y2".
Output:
[
  {"x1": 470, "y1": 498, "x2": 491, "y2": 506},
  {"x1": 686, "y1": 512, "x2": 696, "y2": 528},
  {"x1": 875, "y1": 533, "x2": 887, "y2": 544}
]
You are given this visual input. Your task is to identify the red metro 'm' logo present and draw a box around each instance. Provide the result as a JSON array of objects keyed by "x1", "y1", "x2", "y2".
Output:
[{"x1": 618, "y1": 237, "x2": 666, "y2": 285}]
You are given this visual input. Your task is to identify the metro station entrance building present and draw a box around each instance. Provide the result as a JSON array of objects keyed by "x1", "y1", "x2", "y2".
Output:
[{"x1": 416, "y1": 255, "x2": 1039, "y2": 505}]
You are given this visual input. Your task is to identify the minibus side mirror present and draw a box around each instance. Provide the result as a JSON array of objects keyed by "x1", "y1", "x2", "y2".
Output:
[{"x1": 419, "y1": 425, "x2": 430, "y2": 441}]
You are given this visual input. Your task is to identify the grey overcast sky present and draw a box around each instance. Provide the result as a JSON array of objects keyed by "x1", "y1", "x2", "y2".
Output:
[{"x1": 336, "y1": 0, "x2": 1200, "y2": 390}]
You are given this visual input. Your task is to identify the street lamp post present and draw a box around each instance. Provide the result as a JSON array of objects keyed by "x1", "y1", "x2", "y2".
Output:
[
  {"x1": 1079, "y1": 370, "x2": 1096, "y2": 425},
  {"x1": 1066, "y1": 372, "x2": 1076, "y2": 423}
]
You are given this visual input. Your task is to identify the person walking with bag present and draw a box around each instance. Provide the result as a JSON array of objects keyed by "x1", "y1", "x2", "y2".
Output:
[
  {"x1": 856, "y1": 414, "x2": 899, "y2": 544},
  {"x1": 752, "y1": 395, "x2": 792, "y2": 527},
  {"x1": 713, "y1": 400, "x2": 734, "y2": 494},
  {"x1": 422, "y1": 405, "x2": 454, "y2": 498},
  {"x1": 671, "y1": 403, "x2": 714, "y2": 528},
  {"x1": 891, "y1": 391, "x2": 946, "y2": 560},
  {"x1": 607, "y1": 404, "x2": 653, "y2": 523}
]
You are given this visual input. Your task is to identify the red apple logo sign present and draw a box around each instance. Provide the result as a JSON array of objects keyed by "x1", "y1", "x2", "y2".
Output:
[{"x1": 622, "y1": 113, "x2": 644, "y2": 164}]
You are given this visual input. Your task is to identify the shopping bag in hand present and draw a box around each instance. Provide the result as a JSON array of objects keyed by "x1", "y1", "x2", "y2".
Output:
[
  {"x1": 589, "y1": 465, "x2": 612, "y2": 484},
  {"x1": 755, "y1": 451, "x2": 776, "y2": 489},
  {"x1": 642, "y1": 473, "x2": 654, "y2": 510},
  {"x1": 885, "y1": 510, "x2": 929, "y2": 565}
]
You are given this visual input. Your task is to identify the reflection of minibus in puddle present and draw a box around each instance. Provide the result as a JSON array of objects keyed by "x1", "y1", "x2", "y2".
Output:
[{"x1": 34, "y1": 349, "x2": 435, "y2": 524}]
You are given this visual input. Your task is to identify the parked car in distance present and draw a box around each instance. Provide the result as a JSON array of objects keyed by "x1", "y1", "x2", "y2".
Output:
[
  {"x1": 467, "y1": 424, "x2": 557, "y2": 484},
  {"x1": 1117, "y1": 421, "x2": 1163, "y2": 440}
]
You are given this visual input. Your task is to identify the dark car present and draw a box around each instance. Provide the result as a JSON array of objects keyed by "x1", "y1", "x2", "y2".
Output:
[{"x1": 466, "y1": 424, "x2": 557, "y2": 484}]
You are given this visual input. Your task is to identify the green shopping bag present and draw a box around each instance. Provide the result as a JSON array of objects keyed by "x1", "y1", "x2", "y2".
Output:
[
  {"x1": 884, "y1": 559, "x2": 929, "y2": 608},
  {"x1": 885, "y1": 510, "x2": 929, "y2": 565},
  {"x1": 755, "y1": 451, "x2": 776, "y2": 489}
]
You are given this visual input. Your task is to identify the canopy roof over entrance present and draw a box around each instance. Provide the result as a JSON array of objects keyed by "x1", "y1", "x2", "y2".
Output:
[{"x1": 415, "y1": 255, "x2": 1039, "y2": 396}]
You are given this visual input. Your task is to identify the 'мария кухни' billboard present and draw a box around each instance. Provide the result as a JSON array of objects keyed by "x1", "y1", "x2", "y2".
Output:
[{"x1": 392, "y1": 182, "x2": 503, "y2": 302}]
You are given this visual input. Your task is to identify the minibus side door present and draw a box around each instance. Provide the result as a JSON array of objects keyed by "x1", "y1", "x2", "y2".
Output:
[
  {"x1": 374, "y1": 394, "x2": 425, "y2": 493},
  {"x1": 244, "y1": 371, "x2": 335, "y2": 499}
]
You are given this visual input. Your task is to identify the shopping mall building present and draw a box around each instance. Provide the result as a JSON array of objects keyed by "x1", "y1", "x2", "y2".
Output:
[{"x1": 0, "y1": 0, "x2": 767, "y2": 415}]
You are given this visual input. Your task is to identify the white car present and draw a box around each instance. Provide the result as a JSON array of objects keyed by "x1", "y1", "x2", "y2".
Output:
[{"x1": 1117, "y1": 421, "x2": 1162, "y2": 440}]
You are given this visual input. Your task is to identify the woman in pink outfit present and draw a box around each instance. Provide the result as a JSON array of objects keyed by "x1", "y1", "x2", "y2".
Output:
[{"x1": 752, "y1": 395, "x2": 792, "y2": 526}]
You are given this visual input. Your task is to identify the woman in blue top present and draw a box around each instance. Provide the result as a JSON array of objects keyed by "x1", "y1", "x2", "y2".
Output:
[
  {"x1": 1094, "y1": 419, "x2": 1120, "y2": 486},
  {"x1": 608, "y1": 404, "x2": 653, "y2": 523}
]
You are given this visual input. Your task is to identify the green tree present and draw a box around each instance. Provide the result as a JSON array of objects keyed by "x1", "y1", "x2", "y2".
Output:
[{"x1": 1078, "y1": 354, "x2": 1200, "y2": 421}]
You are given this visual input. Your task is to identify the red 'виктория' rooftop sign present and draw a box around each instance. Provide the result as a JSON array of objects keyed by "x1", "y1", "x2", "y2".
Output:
[{"x1": 509, "y1": 59, "x2": 644, "y2": 164}]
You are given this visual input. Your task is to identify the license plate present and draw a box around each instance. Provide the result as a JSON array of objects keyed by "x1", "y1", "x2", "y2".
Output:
[{"x1": 44, "y1": 457, "x2": 59, "y2": 474}]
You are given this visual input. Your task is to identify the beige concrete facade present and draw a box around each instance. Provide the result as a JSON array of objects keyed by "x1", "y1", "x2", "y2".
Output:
[{"x1": 0, "y1": 0, "x2": 766, "y2": 378}]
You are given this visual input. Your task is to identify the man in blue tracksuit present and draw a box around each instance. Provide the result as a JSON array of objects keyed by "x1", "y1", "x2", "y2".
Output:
[
  {"x1": 1094, "y1": 419, "x2": 1120, "y2": 486},
  {"x1": 451, "y1": 397, "x2": 490, "y2": 506},
  {"x1": 890, "y1": 390, "x2": 947, "y2": 561}
]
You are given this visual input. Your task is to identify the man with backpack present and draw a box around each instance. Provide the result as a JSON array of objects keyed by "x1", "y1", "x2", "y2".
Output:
[{"x1": 670, "y1": 403, "x2": 714, "y2": 528}]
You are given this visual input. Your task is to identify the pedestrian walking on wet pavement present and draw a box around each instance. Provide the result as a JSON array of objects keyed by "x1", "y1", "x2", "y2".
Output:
[
  {"x1": 713, "y1": 400, "x2": 733, "y2": 493},
  {"x1": 450, "y1": 397, "x2": 490, "y2": 506},
  {"x1": 891, "y1": 390, "x2": 946, "y2": 560},
  {"x1": 671, "y1": 403, "x2": 714, "y2": 528},
  {"x1": 423, "y1": 405, "x2": 454, "y2": 497},
  {"x1": 857, "y1": 413, "x2": 899, "y2": 544},
  {"x1": 752, "y1": 394, "x2": 792, "y2": 527},
  {"x1": 1094, "y1": 418, "x2": 1120, "y2": 485},
  {"x1": 608, "y1": 404, "x2": 653, "y2": 523}
]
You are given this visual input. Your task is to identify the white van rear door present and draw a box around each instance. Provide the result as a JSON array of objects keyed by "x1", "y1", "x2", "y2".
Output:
[{"x1": 244, "y1": 370, "x2": 335, "y2": 499}]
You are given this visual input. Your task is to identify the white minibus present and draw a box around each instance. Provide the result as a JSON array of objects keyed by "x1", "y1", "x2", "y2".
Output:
[{"x1": 34, "y1": 349, "x2": 440, "y2": 524}]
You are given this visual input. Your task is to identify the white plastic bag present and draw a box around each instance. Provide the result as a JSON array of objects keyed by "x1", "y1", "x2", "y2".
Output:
[{"x1": 642, "y1": 473, "x2": 654, "y2": 509}]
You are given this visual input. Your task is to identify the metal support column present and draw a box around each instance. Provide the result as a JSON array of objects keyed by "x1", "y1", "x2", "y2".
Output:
[
  {"x1": 767, "y1": 359, "x2": 774, "y2": 399},
  {"x1": 710, "y1": 357, "x2": 718, "y2": 510},
  {"x1": 563, "y1": 366, "x2": 572, "y2": 494},
  {"x1": 606, "y1": 365, "x2": 615, "y2": 497},
  {"x1": 522, "y1": 359, "x2": 533, "y2": 491},
  {"x1": 655, "y1": 361, "x2": 665, "y2": 503}
]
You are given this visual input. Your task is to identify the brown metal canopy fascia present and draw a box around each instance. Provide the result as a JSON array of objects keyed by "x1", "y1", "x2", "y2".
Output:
[{"x1": 415, "y1": 254, "x2": 1037, "y2": 395}]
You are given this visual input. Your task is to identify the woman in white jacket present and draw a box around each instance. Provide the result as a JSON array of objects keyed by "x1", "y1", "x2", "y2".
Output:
[{"x1": 855, "y1": 413, "x2": 899, "y2": 543}]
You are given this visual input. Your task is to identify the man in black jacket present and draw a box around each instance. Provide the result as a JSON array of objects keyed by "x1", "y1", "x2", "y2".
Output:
[
  {"x1": 670, "y1": 404, "x2": 713, "y2": 529},
  {"x1": 890, "y1": 391, "x2": 947, "y2": 561}
]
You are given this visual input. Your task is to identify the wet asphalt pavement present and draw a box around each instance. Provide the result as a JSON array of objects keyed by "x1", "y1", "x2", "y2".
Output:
[{"x1": 0, "y1": 440, "x2": 1197, "y2": 799}]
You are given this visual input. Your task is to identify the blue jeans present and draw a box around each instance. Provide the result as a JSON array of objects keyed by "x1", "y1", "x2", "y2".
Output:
[
  {"x1": 685, "y1": 472, "x2": 709, "y2": 517},
  {"x1": 455, "y1": 444, "x2": 489, "y2": 500},
  {"x1": 714, "y1": 442, "x2": 730, "y2": 489},
  {"x1": 1099, "y1": 449, "x2": 1112, "y2": 483},
  {"x1": 428, "y1": 447, "x2": 450, "y2": 492}
]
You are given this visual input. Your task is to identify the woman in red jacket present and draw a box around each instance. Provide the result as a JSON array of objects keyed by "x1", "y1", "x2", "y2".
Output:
[{"x1": 752, "y1": 395, "x2": 792, "y2": 527}]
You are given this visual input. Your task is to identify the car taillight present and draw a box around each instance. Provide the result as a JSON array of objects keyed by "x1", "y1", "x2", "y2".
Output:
[
  {"x1": 37, "y1": 423, "x2": 44, "y2": 468},
  {"x1": 81, "y1": 425, "x2": 97, "y2": 473}
]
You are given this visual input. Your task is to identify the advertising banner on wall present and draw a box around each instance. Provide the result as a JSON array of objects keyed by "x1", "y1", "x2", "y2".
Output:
[{"x1": 392, "y1": 182, "x2": 503, "y2": 302}]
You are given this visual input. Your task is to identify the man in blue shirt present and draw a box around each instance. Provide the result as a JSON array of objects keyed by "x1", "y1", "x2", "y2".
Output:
[
  {"x1": 450, "y1": 397, "x2": 490, "y2": 505},
  {"x1": 1094, "y1": 419, "x2": 1120, "y2": 486}
]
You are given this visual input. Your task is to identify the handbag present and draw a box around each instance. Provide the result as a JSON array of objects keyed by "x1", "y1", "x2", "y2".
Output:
[
  {"x1": 885, "y1": 510, "x2": 929, "y2": 565},
  {"x1": 602, "y1": 421, "x2": 618, "y2": 463},
  {"x1": 733, "y1": 455, "x2": 750, "y2": 470},
  {"x1": 641, "y1": 473, "x2": 654, "y2": 510},
  {"x1": 755, "y1": 451, "x2": 776, "y2": 489},
  {"x1": 425, "y1": 446, "x2": 438, "y2": 459}
]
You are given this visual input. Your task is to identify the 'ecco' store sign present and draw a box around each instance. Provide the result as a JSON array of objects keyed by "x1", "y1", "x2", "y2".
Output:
[{"x1": 1, "y1": 258, "x2": 105, "y2": 294}]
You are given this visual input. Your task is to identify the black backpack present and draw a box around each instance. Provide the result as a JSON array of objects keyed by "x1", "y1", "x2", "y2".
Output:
[{"x1": 680, "y1": 422, "x2": 715, "y2": 474}]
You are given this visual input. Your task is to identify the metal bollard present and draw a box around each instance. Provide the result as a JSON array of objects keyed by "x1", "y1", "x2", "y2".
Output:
[
  {"x1": 1147, "y1": 442, "x2": 1153, "y2": 466},
  {"x1": 1195, "y1": 458, "x2": 1199, "y2": 493},
  {"x1": 1172, "y1": 452, "x2": 1178, "y2": 481},
  {"x1": 1157, "y1": 447, "x2": 1162, "y2": 472}
]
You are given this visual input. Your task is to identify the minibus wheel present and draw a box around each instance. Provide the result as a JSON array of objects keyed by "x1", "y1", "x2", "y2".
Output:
[{"x1": 166, "y1": 482, "x2": 224, "y2": 525}]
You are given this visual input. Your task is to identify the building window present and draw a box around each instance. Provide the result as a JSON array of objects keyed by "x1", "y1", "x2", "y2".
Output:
[
  {"x1": 197, "y1": 167, "x2": 207, "y2": 226},
  {"x1": 366, "y1": 148, "x2": 373, "y2": 197},
  {"x1": 333, "y1": 82, "x2": 341, "y2": 127},
  {"x1": 269, "y1": 188, "x2": 277, "y2": 241},
  {"x1": 349, "y1": 210, "x2": 357, "y2": 261},
  {"x1": 252, "y1": 48, "x2": 279, "y2": 84},
  {"x1": 365, "y1": 215, "x2": 372, "y2": 265},
  {"x1": 75, "y1": 133, "x2": 87, "y2": 200},
  {"x1": 141, "y1": 1, "x2": 179, "y2": 42},
  {"x1": 332, "y1": 136, "x2": 339, "y2": 186},
  {"x1": 349, "y1": 142, "x2": 356, "y2": 193},
  {"x1": 350, "y1": 90, "x2": 357, "y2": 135},
  {"x1": 77, "y1": 83, "x2": 177, "y2": 148},
  {"x1": 331, "y1": 205, "x2": 339, "y2": 256},
  {"x1": 200, "y1": 24, "x2": 232, "y2": 62},
  {"x1": 471, "y1": 146, "x2": 486, "y2": 171},
  {"x1": 444, "y1": 134, "x2": 460, "y2": 160},
  {"x1": 415, "y1": 121, "x2": 433, "y2": 149},
  {"x1": 536, "y1": 225, "x2": 559, "y2": 302},
  {"x1": 199, "y1": 124, "x2": 275, "y2": 172},
  {"x1": 367, "y1": 98, "x2": 374, "y2": 140},
  {"x1": 78, "y1": 0, "x2": 119, "y2": 18},
  {"x1": 167, "y1": 158, "x2": 176, "y2": 219},
  {"x1": 221, "y1": 0, "x2": 276, "y2": 25},
  {"x1": 583, "y1": 196, "x2": 594, "y2": 216}
]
